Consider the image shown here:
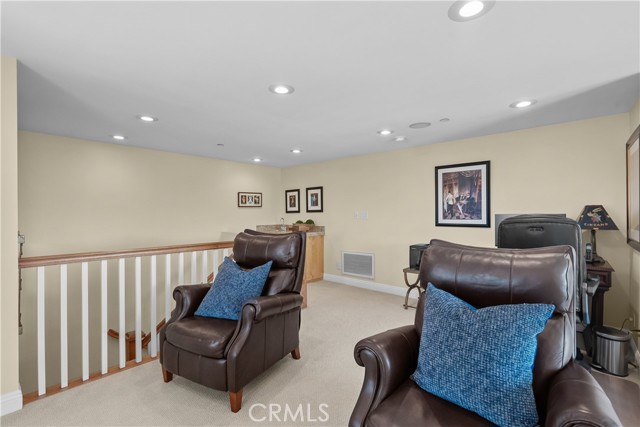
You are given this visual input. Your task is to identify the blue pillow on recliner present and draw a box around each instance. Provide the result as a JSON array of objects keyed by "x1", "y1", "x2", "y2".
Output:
[
  {"x1": 412, "y1": 283, "x2": 554, "y2": 427},
  {"x1": 195, "y1": 257, "x2": 272, "y2": 320}
]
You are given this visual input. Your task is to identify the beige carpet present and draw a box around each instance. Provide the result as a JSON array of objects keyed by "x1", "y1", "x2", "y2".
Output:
[{"x1": 1, "y1": 281, "x2": 415, "y2": 426}]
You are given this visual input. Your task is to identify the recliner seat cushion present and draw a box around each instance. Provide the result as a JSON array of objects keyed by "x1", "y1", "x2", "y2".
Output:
[{"x1": 165, "y1": 316, "x2": 237, "y2": 358}]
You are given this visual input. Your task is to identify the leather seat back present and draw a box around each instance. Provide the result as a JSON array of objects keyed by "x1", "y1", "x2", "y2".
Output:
[{"x1": 233, "y1": 230, "x2": 306, "y2": 295}]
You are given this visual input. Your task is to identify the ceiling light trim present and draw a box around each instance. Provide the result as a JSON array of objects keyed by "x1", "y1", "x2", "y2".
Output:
[
  {"x1": 448, "y1": 1, "x2": 495, "y2": 22},
  {"x1": 268, "y1": 84, "x2": 295, "y2": 95}
]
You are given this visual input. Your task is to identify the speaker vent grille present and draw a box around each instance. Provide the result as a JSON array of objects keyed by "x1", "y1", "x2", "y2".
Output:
[{"x1": 342, "y1": 251, "x2": 374, "y2": 279}]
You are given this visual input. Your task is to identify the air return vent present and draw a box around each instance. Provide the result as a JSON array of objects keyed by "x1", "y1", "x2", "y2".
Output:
[{"x1": 342, "y1": 251, "x2": 375, "y2": 279}]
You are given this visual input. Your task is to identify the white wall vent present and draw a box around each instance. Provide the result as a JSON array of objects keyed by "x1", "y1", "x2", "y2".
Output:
[{"x1": 342, "y1": 251, "x2": 375, "y2": 279}]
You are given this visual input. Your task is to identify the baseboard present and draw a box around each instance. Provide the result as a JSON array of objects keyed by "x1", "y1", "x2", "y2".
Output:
[
  {"x1": 1, "y1": 387, "x2": 23, "y2": 416},
  {"x1": 323, "y1": 273, "x2": 410, "y2": 298}
]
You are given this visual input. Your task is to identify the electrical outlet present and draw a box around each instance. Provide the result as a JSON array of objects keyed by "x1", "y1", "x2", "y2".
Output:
[{"x1": 336, "y1": 260, "x2": 342, "y2": 270}]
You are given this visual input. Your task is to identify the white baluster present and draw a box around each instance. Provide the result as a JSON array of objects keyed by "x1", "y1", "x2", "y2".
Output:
[
  {"x1": 178, "y1": 252, "x2": 185, "y2": 285},
  {"x1": 213, "y1": 250, "x2": 220, "y2": 277},
  {"x1": 202, "y1": 250, "x2": 208, "y2": 283},
  {"x1": 82, "y1": 262, "x2": 89, "y2": 381},
  {"x1": 135, "y1": 256, "x2": 142, "y2": 363},
  {"x1": 60, "y1": 265, "x2": 68, "y2": 388},
  {"x1": 37, "y1": 266, "x2": 46, "y2": 396},
  {"x1": 118, "y1": 258, "x2": 126, "y2": 368},
  {"x1": 101, "y1": 260, "x2": 108, "y2": 374},
  {"x1": 150, "y1": 255, "x2": 157, "y2": 357},
  {"x1": 191, "y1": 252, "x2": 197, "y2": 284},
  {"x1": 223, "y1": 248, "x2": 230, "y2": 259},
  {"x1": 165, "y1": 254, "x2": 171, "y2": 322}
]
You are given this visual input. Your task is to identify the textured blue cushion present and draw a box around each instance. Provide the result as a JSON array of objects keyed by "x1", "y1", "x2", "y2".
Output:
[
  {"x1": 413, "y1": 283, "x2": 554, "y2": 427},
  {"x1": 194, "y1": 257, "x2": 272, "y2": 320}
]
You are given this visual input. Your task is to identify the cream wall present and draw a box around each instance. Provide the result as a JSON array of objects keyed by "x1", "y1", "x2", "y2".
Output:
[
  {"x1": 19, "y1": 131, "x2": 283, "y2": 255},
  {"x1": 282, "y1": 113, "x2": 635, "y2": 328},
  {"x1": 1, "y1": 57, "x2": 21, "y2": 412}
]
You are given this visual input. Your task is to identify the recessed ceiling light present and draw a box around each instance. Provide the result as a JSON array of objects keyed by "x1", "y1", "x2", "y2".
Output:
[
  {"x1": 394, "y1": 136, "x2": 407, "y2": 142},
  {"x1": 291, "y1": 149, "x2": 302, "y2": 154},
  {"x1": 378, "y1": 129, "x2": 394, "y2": 136},
  {"x1": 217, "y1": 143, "x2": 224, "y2": 147},
  {"x1": 439, "y1": 118, "x2": 451, "y2": 123},
  {"x1": 509, "y1": 99, "x2": 538, "y2": 109},
  {"x1": 112, "y1": 135, "x2": 127, "y2": 141},
  {"x1": 448, "y1": 1, "x2": 495, "y2": 22},
  {"x1": 409, "y1": 122, "x2": 431, "y2": 129},
  {"x1": 252, "y1": 157, "x2": 262, "y2": 162},
  {"x1": 268, "y1": 84, "x2": 295, "y2": 95},
  {"x1": 137, "y1": 115, "x2": 158, "y2": 122}
]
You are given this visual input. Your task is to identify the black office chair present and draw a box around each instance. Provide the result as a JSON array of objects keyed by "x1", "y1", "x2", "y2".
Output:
[{"x1": 497, "y1": 215, "x2": 599, "y2": 355}]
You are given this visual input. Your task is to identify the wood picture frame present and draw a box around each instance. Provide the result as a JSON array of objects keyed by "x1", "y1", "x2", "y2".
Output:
[
  {"x1": 435, "y1": 161, "x2": 490, "y2": 227},
  {"x1": 306, "y1": 186, "x2": 324, "y2": 213},
  {"x1": 627, "y1": 125, "x2": 640, "y2": 251},
  {"x1": 237, "y1": 192, "x2": 262, "y2": 208},
  {"x1": 285, "y1": 189, "x2": 300, "y2": 213}
]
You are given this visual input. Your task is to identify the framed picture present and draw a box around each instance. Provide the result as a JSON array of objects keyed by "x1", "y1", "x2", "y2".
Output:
[
  {"x1": 285, "y1": 189, "x2": 300, "y2": 213},
  {"x1": 306, "y1": 186, "x2": 324, "y2": 213},
  {"x1": 237, "y1": 192, "x2": 262, "y2": 208},
  {"x1": 435, "y1": 161, "x2": 490, "y2": 227},
  {"x1": 627, "y1": 125, "x2": 640, "y2": 251}
]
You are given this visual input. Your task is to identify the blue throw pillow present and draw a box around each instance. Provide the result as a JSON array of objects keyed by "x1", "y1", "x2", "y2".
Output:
[
  {"x1": 194, "y1": 257, "x2": 272, "y2": 320},
  {"x1": 412, "y1": 283, "x2": 554, "y2": 427}
]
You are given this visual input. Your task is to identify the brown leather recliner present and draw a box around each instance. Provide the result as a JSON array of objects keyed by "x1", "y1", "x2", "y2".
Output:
[
  {"x1": 159, "y1": 230, "x2": 306, "y2": 412},
  {"x1": 349, "y1": 239, "x2": 621, "y2": 427}
]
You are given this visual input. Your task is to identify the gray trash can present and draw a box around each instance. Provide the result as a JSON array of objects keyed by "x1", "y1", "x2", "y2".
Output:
[{"x1": 592, "y1": 326, "x2": 630, "y2": 377}]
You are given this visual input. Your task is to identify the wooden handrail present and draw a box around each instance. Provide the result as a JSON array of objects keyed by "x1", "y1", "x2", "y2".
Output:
[{"x1": 19, "y1": 241, "x2": 234, "y2": 268}]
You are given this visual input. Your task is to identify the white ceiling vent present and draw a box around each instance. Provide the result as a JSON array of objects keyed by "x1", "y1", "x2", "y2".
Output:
[{"x1": 342, "y1": 251, "x2": 375, "y2": 279}]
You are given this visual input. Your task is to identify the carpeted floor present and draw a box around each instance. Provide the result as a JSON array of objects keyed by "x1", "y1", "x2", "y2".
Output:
[{"x1": 1, "y1": 281, "x2": 415, "y2": 426}]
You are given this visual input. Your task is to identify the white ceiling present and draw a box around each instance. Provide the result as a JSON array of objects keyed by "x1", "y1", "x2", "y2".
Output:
[{"x1": 2, "y1": 1, "x2": 639, "y2": 167}]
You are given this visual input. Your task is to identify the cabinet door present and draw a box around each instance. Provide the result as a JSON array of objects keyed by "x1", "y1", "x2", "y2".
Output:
[{"x1": 304, "y1": 235, "x2": 324, "y2": 282}]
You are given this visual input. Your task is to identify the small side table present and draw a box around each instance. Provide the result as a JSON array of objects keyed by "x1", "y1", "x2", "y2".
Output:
[
  {"x1": 403, "y1": 267, "x2": 422, "y2": 309},
  {"x1": 586, "y1": 260, "x2": 614, "y2": 328}
]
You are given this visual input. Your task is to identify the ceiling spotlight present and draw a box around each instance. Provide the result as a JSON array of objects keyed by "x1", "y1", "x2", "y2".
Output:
[
  {"x1": 137, "y1": 115, "x2": 158, "y2": 122},
  {"x1": 409, "y1": 122, "x2": 431, "y2": 129},
  {"x1": 268, "y1": 84, "x2": 295, "y2": 95},
  {"x1": 509, "y1": 99, "x2": 538, "y2": 109},
  {"x1": 378, "y1": 129, "x2": 394, "y2": 136},
  {"x1": 394, "y1": 136, "x2": 407, "y2": 142},
  {"x1": 448, "y1": 1, "x2": 495, "y2": 22},
  {"x1": 291, "y1": 149, "x2": 302, "y2": 154},
  {"x1": 252, "y1": 157, "x2": 262, "y2": 162},
  {"x1": 112, "y1": 135, "x2": 127, "y2": 141}
]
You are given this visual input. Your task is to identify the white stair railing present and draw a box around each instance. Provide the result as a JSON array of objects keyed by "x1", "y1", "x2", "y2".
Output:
[{"x1": 19, "y1": 241, "x2": 233, "y2": 400}]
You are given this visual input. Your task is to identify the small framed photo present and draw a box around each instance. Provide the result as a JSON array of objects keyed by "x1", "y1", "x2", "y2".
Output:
[
  {"x1": 238, "y1": 192, "x2": 262, "y2": 208},
  {"x1": 435, "y1": 161, "x2": 490, "y2": 227},
  {"x1": 285, "y1": 189, "x2": 300, "y2": 213},
  {"x1": 306, "y1": 186, "x2": 324, "y2": 213}
]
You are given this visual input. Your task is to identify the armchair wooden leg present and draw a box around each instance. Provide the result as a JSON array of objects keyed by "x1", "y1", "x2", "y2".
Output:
[
  {"x1": 162, "y1": 367, "x2": 173, "y2": 383},
  {"x1": 291, "y1": 347, "x2": 301, "y2": 359},
  {"x1": 229, "y1": 389, "x2": 243, "y2": 413}
]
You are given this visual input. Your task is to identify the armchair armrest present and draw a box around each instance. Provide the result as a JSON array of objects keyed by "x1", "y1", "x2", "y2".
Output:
[
  {"x1": 349, "y1": 325, "x2": 420, "y2": 427},
  {"x1": 167, "y1": 284, "x2": 210, "y2": 324},
  {"x1": 545, "y1": 360, "x2": 621, "y2": 427},
  {"x1": 243, "y1": 293, "x2": 303, "y2": 321}
]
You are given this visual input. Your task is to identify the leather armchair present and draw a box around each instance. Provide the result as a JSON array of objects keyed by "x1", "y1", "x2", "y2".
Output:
[
  {"x1": 159, "y1": 230, "x2": 306, "y2": 412},
  {"x1": 349, "y1": 239, "x2": 620, "y2": 427}
]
